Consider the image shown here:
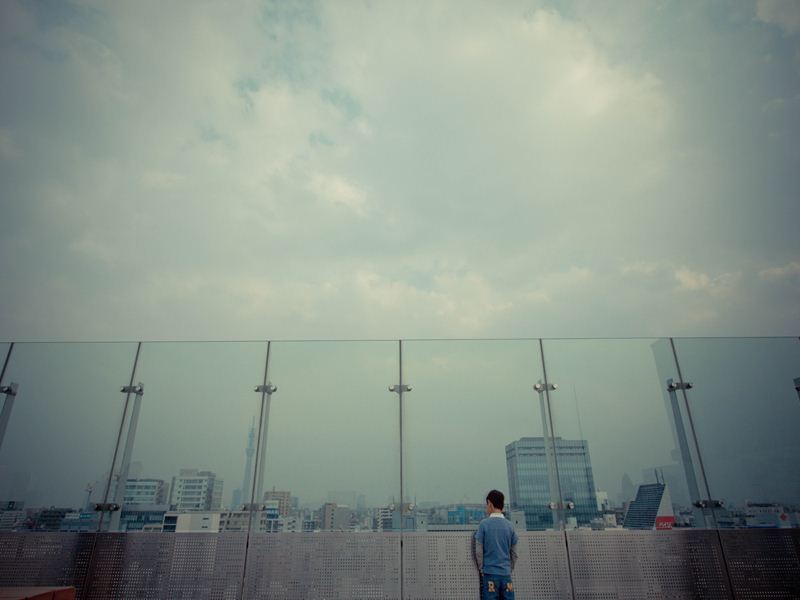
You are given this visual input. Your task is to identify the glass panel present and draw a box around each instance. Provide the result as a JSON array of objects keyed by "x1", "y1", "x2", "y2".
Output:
[
  {"x1": 542, "y1": 338, "x2": 712, "y2": 530},
  {"x1": 671, "y1": 337, "x2": 800, "y2": 528},
  {"x1": 107, "y1": 341, "x2": 267, "y2": 534},
  {"x1": 242, "y1": 341, "x2": 401, "y2": 597},
  {"x1": 256, "y1": 341, "x2": 399, "y2": 527},
  {"x1": 403, "y1": 340, "x2": 555, "y2": 530},
  {"x1": 0, "y1": 342, "x2": 138, "y2": 532}
]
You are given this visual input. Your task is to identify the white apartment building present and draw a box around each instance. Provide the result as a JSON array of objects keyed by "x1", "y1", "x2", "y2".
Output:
[
  {"x1": 169, "y1": 469, "x2": 223, "y2": 512},
  {"x1": 123, "y1": 479, "x2": 168, "y2": 505}
]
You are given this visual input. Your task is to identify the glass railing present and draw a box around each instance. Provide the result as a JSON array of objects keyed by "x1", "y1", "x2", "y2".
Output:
[
  {"x1": 1, "y1": 337, "x2": 798, "y2": 535},
  {"x1": 0, "y1": 337, "x2": 798, "y2": 597},
  {"x1": 669, "y1": 337, "x2": 800, "y2": 529},
  {"x1": 403, "y1": 340, "x2": 551, "y2": 531},
  {"x1": 0, "y1": 342, "x2": 139, "y2": 531}
]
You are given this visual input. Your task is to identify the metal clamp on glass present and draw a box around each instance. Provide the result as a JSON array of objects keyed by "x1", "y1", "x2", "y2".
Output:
[
  {"x1": 0, "y1": 383, "x2": 18, "y2": 396},
  {"x1": 667, "y1": 381, "x2": 693, "y2": 392},
  {"x1": 533, "y1": 382, "x2": 558, "y2": 392},
  {"x1": 94, "y1": 503, "x2": 121, "y2": 512},
  {"x1": 693, "y1": 499, "x2": 724, "y2": 509}
]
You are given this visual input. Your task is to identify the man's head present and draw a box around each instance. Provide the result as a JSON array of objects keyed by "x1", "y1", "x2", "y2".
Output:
[{"x1": 486, "y1": 489, "x2": 505, "y2": 513}]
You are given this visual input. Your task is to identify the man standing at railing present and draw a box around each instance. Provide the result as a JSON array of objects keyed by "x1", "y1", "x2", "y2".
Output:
[{"x1": 473, "y1": 489, "x2": 518, "y2": 600}]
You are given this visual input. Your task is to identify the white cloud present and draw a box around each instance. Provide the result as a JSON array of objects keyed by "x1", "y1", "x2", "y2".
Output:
[
  {"x1": 759, "y1": 261, "x2": 800, "y2": 281},
  {"x1": 674, "y1": 268, "x2": 741, "y2": 294},
  {"x1": 756, "y1": 0, "x2": 800, "y2": 35},
  {"x1": 674, "y1": 268, "x2": 711, "y2": 291},
  {"x1": 352, "y1": 270, "x2": 513, "y2": 333},
  {"x1": 307, "y1": 173, "x2": 368, "y2": 216}
]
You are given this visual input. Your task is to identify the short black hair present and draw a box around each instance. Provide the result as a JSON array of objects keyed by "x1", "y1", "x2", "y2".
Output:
[{"x1": 486, "y1": 489, "x2": 504, "y2": 510}]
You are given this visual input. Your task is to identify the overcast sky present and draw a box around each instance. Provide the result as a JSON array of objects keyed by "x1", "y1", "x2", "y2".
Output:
[{"x1": 1, "y1": 0, "x2": 799, "y2": 341}]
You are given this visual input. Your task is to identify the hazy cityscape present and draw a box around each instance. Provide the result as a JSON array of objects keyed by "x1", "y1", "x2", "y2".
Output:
[{"x1": 2, "y1": 427, "x2": 797, "y2": 535}]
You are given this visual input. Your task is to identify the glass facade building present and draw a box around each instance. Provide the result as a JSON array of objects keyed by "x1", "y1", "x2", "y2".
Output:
[
  {"x1": 623, "y1": 482, "x2": 671, "y2": 530},
  {"x1": 506, "y1": 437, "x2": 598, "y2": 529}
]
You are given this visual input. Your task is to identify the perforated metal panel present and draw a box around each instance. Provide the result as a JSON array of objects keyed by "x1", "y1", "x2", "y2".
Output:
[
  {"x1": 720, "y1": 529, "x2": 800, "y2": 599},
  {"x1": 243, "y1": 532, "x2": 401, "y2": 600},
  {"x1": 567, "y1": 529, "x2": 732, "y2": 599},
  {"x1": 3, "y1": 530, "x2": 800, "y2": 599},
  {"x1": 0, "y1": 532, "x2": 93, "y2": 594},
  {"x1": 402, "y1": 531, "x2": 572, "y2": 600},
  {"x1": 85, "y1": 532, "x2": 247, "y2": 599}
]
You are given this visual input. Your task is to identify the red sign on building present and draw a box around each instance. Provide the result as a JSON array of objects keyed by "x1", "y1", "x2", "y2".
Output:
[{"x1": 655, "y1": 516, "x2": 675, "y2": 530}]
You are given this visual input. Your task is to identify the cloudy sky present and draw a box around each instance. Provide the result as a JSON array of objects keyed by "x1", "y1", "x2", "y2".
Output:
[{"x1": 1, "y1": 0, "x2": 799, "y2": 341}]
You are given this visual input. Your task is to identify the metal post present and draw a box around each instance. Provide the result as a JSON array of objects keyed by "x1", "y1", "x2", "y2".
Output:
[
  {"x1": 253, "y1": 380, "x2": 277, "y2": 505},
  {"x1": 388, "y1": 345, "x2": 411, "y2": 514},
  {"x1": 538, "y1": 339, "x2": 576, "y2": 600},
  {"x1": 537, "y1": 339, "x2": 566, "y2": 530},
  {"x1": 665, "y1": 378, "x2": 705, "y2": 526},
  {"x1": 110, "y1": 382, "x2": 144, "y2": 531},
  {"x1": 389, "y1": 339, "x2": 411, "y2": 600},
  {"x1": 0, "y1": 382, "x2": 19, "y2": 454},
  {"x1": 0, "y1": 343, "x2": 16, "y2": 456},
  {"x1": 534, "y1": 381, "x2": 560, "y2": 528},
  {"x1": 668, "y1": 338, "x2": 718, "y2": 529},
  {"x1": 240, "y1": 341, "x2": 274, "y2": 600}
]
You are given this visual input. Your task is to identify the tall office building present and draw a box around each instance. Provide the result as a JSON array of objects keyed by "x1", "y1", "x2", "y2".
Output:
[
  {"x1": 169, "y1": 469, "x2": 223, "y2": 512},
  {"x1": 506, "y1": 437, "x2": 598, "y2": 529}
]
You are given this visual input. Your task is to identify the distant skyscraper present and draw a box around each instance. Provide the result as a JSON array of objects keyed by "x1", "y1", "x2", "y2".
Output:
[
  {"x1": 232, "y1": 419, "x2": 257, "y2": 509},
  {"x1": 170, "y1": 469, "x2": 223, "y2": 512},
  {"x1": 623, "y1": 482, "x2": 674, "y2": 530},
  {"x1": 506, "y1": 436, "x2": 598, "y2": 529}
]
